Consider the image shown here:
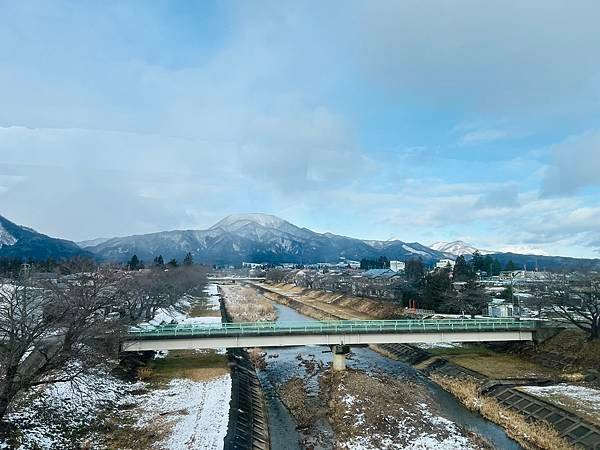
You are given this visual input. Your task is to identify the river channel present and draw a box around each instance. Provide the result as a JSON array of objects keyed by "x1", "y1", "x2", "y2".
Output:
[{"x1": 258, "y1": 300, "x2": 523, "y2": 450}]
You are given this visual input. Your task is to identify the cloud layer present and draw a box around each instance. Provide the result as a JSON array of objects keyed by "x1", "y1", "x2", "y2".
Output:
[{"x1": 1, "y1": 1, "x2": 599, "y2": 257}]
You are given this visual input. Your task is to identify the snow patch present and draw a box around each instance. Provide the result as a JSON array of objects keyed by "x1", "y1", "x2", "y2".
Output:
[{"x1": 0, "y1": 223, "x2": 17, "y2": 247}]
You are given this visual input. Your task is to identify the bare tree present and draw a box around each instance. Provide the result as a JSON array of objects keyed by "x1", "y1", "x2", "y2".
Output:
[
  {"x1": 117, "y1": 266, "x2": 207, "y2": 322},
  {"x1": 547, "y1": 275, "x2": 600, "y2": 341},
  {"x1": 266, "y1": 269, "x2": 287, "y2": 284},
  {"x1": 0, "y1": 267, "x2": 123, "y2": 427}
]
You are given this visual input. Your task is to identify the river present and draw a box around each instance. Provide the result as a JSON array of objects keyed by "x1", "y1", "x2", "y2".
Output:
[{"x1": 259, "y1": 301, "x2": 522, "y2": 450}]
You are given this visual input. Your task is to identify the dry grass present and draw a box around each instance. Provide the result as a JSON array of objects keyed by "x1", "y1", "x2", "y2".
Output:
[
  {"x1": 445, "y1": 353, "x2": 559, "y2": 379},
  {"x1": 221, "y1": 285, "x2": 276, "y2": 322},
  {"x1": 146, "y1": 350, "x2": 229, "y2": 383},
  {"x1": 431, "y1": 375, "x2": 574, "y2": 450},
  {"x1": 248, "y1": 348, "x2": 267, "y2": 370},
  {"x1": 102, "y1": 416, "x2": 170, "y2": 450},
  {"x1": 540, "y1": 330, "x2": 600, "y2": 371},
  {"x1": 260, "y1": 282, "x2": 405, "y2": 320}
]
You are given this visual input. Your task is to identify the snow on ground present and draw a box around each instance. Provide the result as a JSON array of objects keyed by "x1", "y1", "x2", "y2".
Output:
[
  {"x1": 2, "y1": 367, "x2": 134, "y2": 450},
  {"x1": 335, "y1": 380, "x2": 476, "y2": 450},
  {"x1": 203, "y1": 283, "x2": 221, "y2": 310},
  {"x1": 135, "y1": 375, "x2": 231, "y2": 450},
  {"x1": 147, "y1": 284, "x2": 222, "y2": 326},
  {"x1": 135, "y1": 284, "x2": 231, "y2": 449},
  {"x1": 416, "y1": 342, "x2": 462, "y2": 350},
  {"x1": 520, "y1": 384, "x2": 600, "y2": 421},
  {"x1": 148, "y1": 304, "x2": 222, "y2": 326}
]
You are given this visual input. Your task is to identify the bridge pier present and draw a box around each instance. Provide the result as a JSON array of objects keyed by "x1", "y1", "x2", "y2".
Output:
[{"x1": 331, "y1": 345, "x2": 350, "y2": 371}]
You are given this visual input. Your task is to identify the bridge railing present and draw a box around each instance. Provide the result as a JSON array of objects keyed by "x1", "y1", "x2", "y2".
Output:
[{"x1": 127, "y1": 318, "x2": 538, "y2": 339}]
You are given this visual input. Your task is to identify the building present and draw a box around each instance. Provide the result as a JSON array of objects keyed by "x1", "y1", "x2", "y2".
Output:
[
  {"x1": 436, "y1": 259, "x2": 456, "y2": 270},
  {"x1": 389, "y1": 260, "x2": 406, "y2": 272},
  {"x1": 488, "y1": 299, "x2": 515, "y2": 317}
]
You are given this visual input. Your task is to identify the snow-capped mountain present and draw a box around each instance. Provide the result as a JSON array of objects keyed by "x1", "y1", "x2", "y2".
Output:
[
  {"x1": 84, "y1": 213, "x2": 447, "y2": 265},
  {"x1": 430, "y1": 240, "x2": 493, "y2": 257},
  {"x1": 0, "y1": 214, "x2": 89, "y2": 260}
]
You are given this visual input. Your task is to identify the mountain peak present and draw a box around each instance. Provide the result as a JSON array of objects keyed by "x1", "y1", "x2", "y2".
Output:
[
  {"x1": 430, "y1": 240, "x2": 479, "y2": 256},
  {"x1": 210, "y1": 213, "x2": 291, "y2": 231},
  {"x1": 430, "y1": 240, "x2": 495, "y2": 257}
]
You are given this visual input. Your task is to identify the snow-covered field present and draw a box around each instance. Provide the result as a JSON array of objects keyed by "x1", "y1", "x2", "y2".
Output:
[{"x1": 135, "y1": 376, "x2": 231, "y2": 450}]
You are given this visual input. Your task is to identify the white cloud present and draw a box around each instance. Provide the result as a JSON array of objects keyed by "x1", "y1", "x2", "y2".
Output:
[
  {"x1": 459, "y1": 129, "x2": 511, "y2": 145},
  {"x1": 542, "y1": 129, "x2": 600, "y2": 196}
]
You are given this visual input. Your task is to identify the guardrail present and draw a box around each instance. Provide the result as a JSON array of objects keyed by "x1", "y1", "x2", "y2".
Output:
[{"x1": 127, "y1": 319, "x2": 538, "y2": 339}]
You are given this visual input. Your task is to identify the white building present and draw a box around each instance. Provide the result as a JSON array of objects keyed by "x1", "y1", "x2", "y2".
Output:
[
  {"x1": 488, "y1": 303, "x2": 515, "y2": 318},
  {"x1": 436, "y1": 259, "x2": 456, "y2": 270},
  {"x1": 389, "y1": 260, "x2": 406, "y2": 272}
]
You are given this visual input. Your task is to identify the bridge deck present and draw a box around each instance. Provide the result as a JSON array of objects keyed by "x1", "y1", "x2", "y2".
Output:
[{"x1": 128, "y1": 318, "x2": 537, "y2": 339}]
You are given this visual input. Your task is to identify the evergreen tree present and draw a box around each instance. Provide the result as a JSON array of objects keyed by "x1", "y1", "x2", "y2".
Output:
[
  {"x1": 422, "y1": 268, "x2": 453, "y2": 311},
  {"x1": 490, "y1": 258, "x2": 502, "y2": 276},
  {"x1": 360, "y1": 257, "x2": 390, "y2": 270},
  {"x1": 128, "y1": 254, "x2": 142, "y2": 271},
  {"x1": 471, "y1": 251, "x2": 485, "y2": 272},
  {"x1": 405, "y1": 259, "x2": 425, "y2": 283},
  {"x1": 153, "y1": 255, "x2": 165, "y2": 268},
  {"x1": 183, "y1": 252, "x2": 194, "y2": 266},
  {"x1": 167, "y1": 258, "x2": 178, "y2": 268},
  {"x1": 443, "y1": 279, "x2": 488, "y2": 317},
  {"x1": 505, "y1": 260, "x2": 518, "y2": 271},
  {"x1": 453, "y1": 255, "x2": 474, "y2": 281}
]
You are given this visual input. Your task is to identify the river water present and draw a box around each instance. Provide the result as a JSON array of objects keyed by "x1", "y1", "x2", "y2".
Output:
[{"x1": 259, "y1": 301, "x2": 522, "y2": 450}]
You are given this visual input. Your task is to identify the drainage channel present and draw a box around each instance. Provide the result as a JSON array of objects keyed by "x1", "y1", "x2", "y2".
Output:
[
  {"x1": 223, "y1": 348, "x2": 270, "y2": 450},
  {"x1": 218, "y1": 285, "x2": 271, "y2": 450}
]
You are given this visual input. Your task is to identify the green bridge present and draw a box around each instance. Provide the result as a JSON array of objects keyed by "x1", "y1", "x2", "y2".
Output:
[
  {"x1": 128, "y1": 318, "x2": 537, "y2": 339},
  {"x1": 122, "y1": 318, "x2": 540, "y2": 370}
]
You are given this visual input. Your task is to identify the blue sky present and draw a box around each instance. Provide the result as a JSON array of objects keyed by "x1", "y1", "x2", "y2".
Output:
[{"x1": 1, "y1": 1, "x2": 600, "y2": 257}]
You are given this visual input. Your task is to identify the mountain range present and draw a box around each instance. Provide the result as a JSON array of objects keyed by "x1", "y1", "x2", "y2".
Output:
[
  {"x1": 2, "y1": 212, "x2": 600, "y2": 272},
  {"x1": 79, "y1": 213, "x2": 446, "y2": 265},
  {"x1": 0, "y1": 215, "x2": 88, "y2": 261}
]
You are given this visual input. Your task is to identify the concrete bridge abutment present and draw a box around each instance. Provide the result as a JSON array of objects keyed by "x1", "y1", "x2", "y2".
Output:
[{"x1": 331, "y1": 344, "x2": 351, "y2": 371}]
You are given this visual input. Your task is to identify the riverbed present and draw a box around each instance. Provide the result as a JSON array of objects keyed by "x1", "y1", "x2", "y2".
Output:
[{"x1": 259, "y1": 301, "x2": 523, "y2": 449}]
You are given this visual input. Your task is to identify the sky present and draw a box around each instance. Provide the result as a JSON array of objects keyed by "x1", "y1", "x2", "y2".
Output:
[{"x1": 1, "y1": 0, "x2": 600, "y2": 258}]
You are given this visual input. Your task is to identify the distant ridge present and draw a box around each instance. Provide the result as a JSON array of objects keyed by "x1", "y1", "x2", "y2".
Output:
[{"x1": 0, "y1": 214, "x2": 90, "y2": 261}]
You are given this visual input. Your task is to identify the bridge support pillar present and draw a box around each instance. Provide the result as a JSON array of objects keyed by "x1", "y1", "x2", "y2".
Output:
[{"x1": 331, "y1": 345, "x2": 350, "y2": 371}]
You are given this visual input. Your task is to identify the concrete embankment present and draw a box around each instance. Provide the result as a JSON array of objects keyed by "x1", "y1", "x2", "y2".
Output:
[
  {"x1": 219, "y1": 286, "x2": 271, "y2": 450},
  {"x1": 250, "y1": 283, "x2": 339, "y2": 320}
]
